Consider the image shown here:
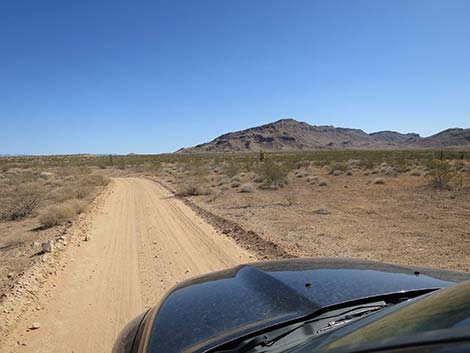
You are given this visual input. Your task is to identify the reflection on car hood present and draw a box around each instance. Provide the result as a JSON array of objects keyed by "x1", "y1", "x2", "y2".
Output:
[{"x1": 147, "y1": 258, "x2": 470, "y2": 353}]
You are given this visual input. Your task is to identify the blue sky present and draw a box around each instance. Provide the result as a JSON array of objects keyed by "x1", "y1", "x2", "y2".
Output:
[{"x1": 1, "y1": 0, "x2": 469, "y2": 155}]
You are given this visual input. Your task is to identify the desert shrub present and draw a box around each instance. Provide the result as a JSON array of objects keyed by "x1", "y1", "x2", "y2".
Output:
[
  {"x1": 253, "y1": 174, "x2": 264, "y2": 183},
  {"x1": 426, "y1": 160, "x2": 459, "y2": 190},
  {"x1": 38, "y1": 199, "x2": 86, "y2": 228},
  {"x1": 256, "y1": 160, "x2": 288, "y2": 187},
  {"x1": 297, "y1": 160, "x2": 310, "y2": 169},
  {"x1": 357, "y1": 159, "x2": 375, "y2": 171},
  {"x1": 75, "y1": 186, "x2": 94, "y2": 199},
  {"x1": 223, "y1": 163, "x2": 240, "y2": 178},
  {"x1": 231, "y1": 175, "x2": 241, "y2": 182},
  {"x1": 231, "y1": 180, "x2": 241, "y2": 188},
  {"x1": 217, "y1": 177, "x2": 229, "y2": 186},
  {"x1": 239, "y1": 183, "x2": 254, "y2": 193},
  {"x1": 332, "y1": 170, "x2": 343, "y2": 176},
  {"x1": 176, "y1": 180, "x2": 208, "y2": 196},
  {"x1": 0, "y1": 183, "x2": 43, "y2": 221},
  {"x1": 306, "y1": 175, "x2": 319, "y2": 184},
  {"x1": 346, "y1": 170, "x2": 353, "y2": 176},
  {"x1": 329, "y1": 162, "x2": 348, "y2": 174},
  {"x1": 409, "y1": 169, "x2": 422, "y2": 176},
  {"x1": 453, "y1": 160, "x2": 465, "y2": 172},
  {"x1": 67, "y1": 199, "x2": 88, "y2": 214},
  {"x1": 79, "y1": 174, "x2": 109, "y2": 187},
  {"x1": 373, "y1": 178, "x2": 385, "y2": 185},
  {"x1": 318, "y1": 178, "x2": 328, "y2": 187},
  {"x1": 380, "y1": 166, "x2": 398, "y2": 177},
  {"x1": 294, "y1": 169, "x2": 307, "y2": 178}
]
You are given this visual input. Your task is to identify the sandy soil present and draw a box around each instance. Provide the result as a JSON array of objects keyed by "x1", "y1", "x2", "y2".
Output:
[
  {"x1": 185, "y1": 171, "x2": 470, "y2": 272},
  {"x1": 0, "y1": 178, "x2": 255, "y2": 353}
]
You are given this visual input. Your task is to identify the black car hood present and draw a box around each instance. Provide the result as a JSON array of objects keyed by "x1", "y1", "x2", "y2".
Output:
[{"x1": 146, "y1": 258, "x2": 470, "y2": 353}]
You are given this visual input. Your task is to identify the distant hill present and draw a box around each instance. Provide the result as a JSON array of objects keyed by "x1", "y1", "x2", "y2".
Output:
[
  {"x1": 178, "y1": 119, "x2": 470, "y2": 153},
  {"x1": 414, "y1": 128, "x2": 470, "y2": 148}
]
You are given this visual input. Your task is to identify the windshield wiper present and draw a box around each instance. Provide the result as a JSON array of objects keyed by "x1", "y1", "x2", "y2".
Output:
[{"x1": 216, "y1": 301, "x2": 388, "y2": 353}]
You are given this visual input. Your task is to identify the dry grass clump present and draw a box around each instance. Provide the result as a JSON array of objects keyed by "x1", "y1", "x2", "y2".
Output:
[
  {"x1": 217, "y1": 177, "x2": 229, "y2": 186},
  {"x1": 253, "y1": 174, "x2": 264, "y2": 183},
  {"x1": 318, "y1": 178, "x2": 328, "y2": 187},
  {"x1": 380, "y1": 166, "x2": 398, "y2": 177},
  {"x1": 231, "y1": 175, "x2": 241, "y2": 183},
  {"x1": 239, "y1": 183, "x2": 254, "y2": 193},
  {"x1": 409, "y1": 169, "x2": 422, "y2": 176},
  {"x1": 293, "y1": 169, "x2": 307, "y2": 178},
  {"x1": 39, "y1": 199, "x2": 87, "y2": 228},
  {"x1": 46, "y1": 174, "x2": 109, "y2": 202},
  {"x1": 176, "y1": 180, "x2": 208, "y2": 196},
  {"x1": 306, "y1": 176, "x2": 319, "y2": 184},
  {"x1": 331, "y1": 170, "x2": 343, "y2": 176},
  {"x1": 223, "y1": 163, "x2": 240, "y2": 178},
  {"x1": 372, "y1": 177, "x2": 385, "y2": 185},
  {"x1": 0, "y1": 183, "x2": 43, "y2": 221},
  {"x1": 231, "y1": 180, "x2": 241, "y2": 188},
  {"x1": 329, "y1": 162, "x2": 348, "y2": 174}
]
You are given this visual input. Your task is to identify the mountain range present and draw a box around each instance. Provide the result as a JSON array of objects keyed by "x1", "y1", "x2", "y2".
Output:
[{"x1": 179, "y1": 119, "x2": 470, "y2": 153}]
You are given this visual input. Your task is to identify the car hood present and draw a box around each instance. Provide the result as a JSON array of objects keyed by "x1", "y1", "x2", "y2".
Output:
[{"x1": 145, "y1": 258, "x2": 470, "y2": 353}]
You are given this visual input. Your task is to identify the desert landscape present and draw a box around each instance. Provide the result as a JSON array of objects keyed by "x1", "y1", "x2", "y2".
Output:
[
  {"x1": 3, "y1": 1, "x2": 470, "y2": 351},
  {"x1": 1, "y1": 119, "x2": 470, "y2": 352}
]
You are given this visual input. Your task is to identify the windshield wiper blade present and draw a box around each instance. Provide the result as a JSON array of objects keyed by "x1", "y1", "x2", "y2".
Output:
[{"x1": 216, "y1": 302, "x2": 388, "y2": 353}]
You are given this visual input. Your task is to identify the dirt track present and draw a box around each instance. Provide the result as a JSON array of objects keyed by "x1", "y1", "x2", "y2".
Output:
[{"x1": 2, "y1": 178, "x2": 255, "y2": 353}]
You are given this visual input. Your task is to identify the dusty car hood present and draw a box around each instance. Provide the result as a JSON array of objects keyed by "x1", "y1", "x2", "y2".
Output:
[{"x1": 145, "y1": 258, "x2": 470, "y2": 353}]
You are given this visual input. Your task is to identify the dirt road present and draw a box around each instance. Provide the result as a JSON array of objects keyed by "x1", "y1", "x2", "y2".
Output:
[{"x1": 2, "y1": 178, "x2": 255, "y2": 353}]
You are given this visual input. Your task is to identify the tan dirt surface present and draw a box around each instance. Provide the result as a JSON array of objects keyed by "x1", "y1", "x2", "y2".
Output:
[{"x1": 1, "y1": 178, "x2": 255, "y2": 353}]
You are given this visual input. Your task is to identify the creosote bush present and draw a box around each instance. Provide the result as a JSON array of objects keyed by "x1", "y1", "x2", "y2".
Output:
[
  {"x1": 426, "y1": 160, "x2": 459, "y2": 190},
  {"x1": 256, "y1": 160, "x2": 288, "y2": 188},
  {"x1": 176, "y1": 179, "x2": 209, "y2": 197}
]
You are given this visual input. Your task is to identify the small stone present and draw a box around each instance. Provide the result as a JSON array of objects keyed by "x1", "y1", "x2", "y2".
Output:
[
  {"x1": 42, "y1": 241, "x2": 53, "y2": 253},
  {"x1": 7, "y1": 272, "x2": 14, "y2": 279},
  {"x1": 313, "y1": 208, "x2": 330, "y2": 215},
  {"x1": 30, "y1": 322, "x2": 41, "y2": 330}
]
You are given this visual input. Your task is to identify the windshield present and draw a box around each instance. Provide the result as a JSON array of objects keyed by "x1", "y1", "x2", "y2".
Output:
[{"x1": 298, "y1": 280, "x2": 470, "y2": 352}]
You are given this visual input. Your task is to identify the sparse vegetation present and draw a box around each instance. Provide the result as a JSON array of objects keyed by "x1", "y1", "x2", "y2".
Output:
[
  {"x1": 372, "y1": 177, "x2": 385, "y2": 185},
  {"x1": 231, "y1": 180, "x2": 241, "y2": 188},
  {"x1": 426, "y1": 159, "x2": 460, "y2": 190},
  {"x1": 239, "y1": 183, "x2": 254, "y2": 193},
  {"x1": 39, "y1": 199, "x2": 87, "y2": 228},
  {"x1": 0, "y1": 166, "x2": 108, "y2": 227},
  {"x1": 0, "y1": 183, "x2": 42, "y2": 221},
  {"x1": 255, "y1": 160, "x2": 288, "y2": 188},
  {"x1": 176, "y1": 180, "x2": 208, "y2": 196},
  {"x1": 318, "y1": 178, "x2": 328, "y2": 187}
]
